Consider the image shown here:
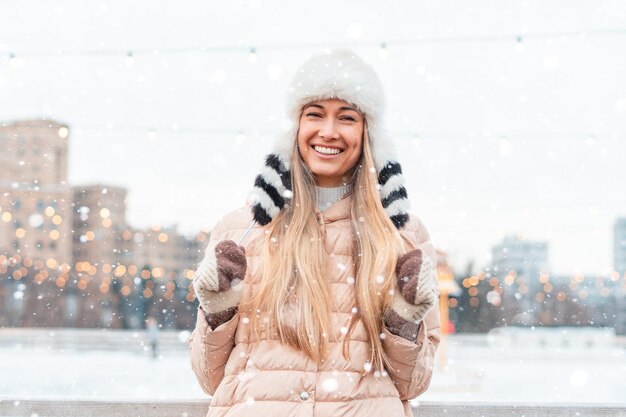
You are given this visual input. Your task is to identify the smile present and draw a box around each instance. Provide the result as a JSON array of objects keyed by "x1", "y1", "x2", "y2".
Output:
[{"x1": 313, "y1": 145, "x2": 343, "y2": 155}]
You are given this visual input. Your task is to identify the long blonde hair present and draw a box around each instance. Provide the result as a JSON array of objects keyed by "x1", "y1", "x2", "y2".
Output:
[{"x1": 246, "y1": 124, "x2": 405, "y2": 371}]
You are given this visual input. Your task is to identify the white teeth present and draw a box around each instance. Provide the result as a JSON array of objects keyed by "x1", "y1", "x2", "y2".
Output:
[{"x1": 313, "y1": 145, "x2": 341, "y2": 155}]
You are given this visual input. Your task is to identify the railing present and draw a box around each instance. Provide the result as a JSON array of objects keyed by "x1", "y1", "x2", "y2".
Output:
[
  {"x1": 3, "y1": 327, "x2": 624, "y2": 352},
  {"x1": 1, "y1": 400, "x2": 624, "y2": 417},
  {"x1": 0, "y1": 327, "x2": 190, "y2": 352}
]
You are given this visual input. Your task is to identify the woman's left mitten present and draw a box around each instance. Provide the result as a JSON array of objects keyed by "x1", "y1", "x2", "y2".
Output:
[{"x1": 384, "y1": 248, "x2": 438, "y2": 341}]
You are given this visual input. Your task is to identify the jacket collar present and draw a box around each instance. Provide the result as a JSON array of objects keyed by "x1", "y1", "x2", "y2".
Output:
[{"x1": 316, "y1": 195, "x2": 351, "y2": 224}]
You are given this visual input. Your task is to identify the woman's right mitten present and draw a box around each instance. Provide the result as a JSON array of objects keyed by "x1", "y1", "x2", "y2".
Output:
[{"x1": 193, "y1": 240, "x2": 246, "y2": 329}]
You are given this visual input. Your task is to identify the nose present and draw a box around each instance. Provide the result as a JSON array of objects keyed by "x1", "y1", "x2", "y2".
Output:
[{"x1": 318, "y1": 119, "x2": 339, "y2": 140}]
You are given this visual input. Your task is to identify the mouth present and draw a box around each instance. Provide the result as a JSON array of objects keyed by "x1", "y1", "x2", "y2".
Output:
[{"x1": 312, "y1": 145, "x2": 343, "y2": 156}]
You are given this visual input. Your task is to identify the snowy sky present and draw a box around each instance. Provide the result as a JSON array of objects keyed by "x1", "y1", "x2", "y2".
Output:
[{"x1": 1, "y1": 0, "x2": 625, "y2": 276}]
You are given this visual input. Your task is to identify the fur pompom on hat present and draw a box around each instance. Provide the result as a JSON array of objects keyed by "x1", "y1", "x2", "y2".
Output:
[{"x1": 251, "y1": 49, "x2": 410, "y2": 228}]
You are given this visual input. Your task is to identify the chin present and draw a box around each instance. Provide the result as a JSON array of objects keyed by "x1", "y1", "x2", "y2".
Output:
[{"x1": 312, "y1": 169, "x2": 341, "y2": 179}]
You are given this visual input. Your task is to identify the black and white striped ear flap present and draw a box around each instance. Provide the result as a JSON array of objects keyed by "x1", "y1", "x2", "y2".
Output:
[
  {"x1": 251, "y1": 154, "x2": 410, "y2": 230},
  {"x1": 251, "y1": 154, "x2": 292, "y2": 226},
  {"x1": 378, "y1": 161, "x2": 410, "y2": 229}
]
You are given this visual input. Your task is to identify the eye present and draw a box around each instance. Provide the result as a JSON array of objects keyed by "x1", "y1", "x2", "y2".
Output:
[
  {"x1": 340, "y1": 115, "x2": 357, "y2": 122},
  {"x1": 306, "y1": 112, "x2": 322, "y2": 118}
]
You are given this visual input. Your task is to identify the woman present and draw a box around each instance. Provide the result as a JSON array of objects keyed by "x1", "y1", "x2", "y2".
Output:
[{"x1": 189, "y1": 49, "x2": 440, "y2": 417}]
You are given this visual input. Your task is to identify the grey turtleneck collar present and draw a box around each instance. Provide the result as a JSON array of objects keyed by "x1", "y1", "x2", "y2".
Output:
[{"x1": 316, "y1": 183, "x2": 352, "y2": 211}]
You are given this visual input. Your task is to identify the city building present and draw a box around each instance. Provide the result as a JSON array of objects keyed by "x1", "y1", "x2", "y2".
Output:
[
  {"x1": 70, "y1": 184, "x2": 129, "y2": 328},
  {"x1": 613, "y1": 218, "x2": 626, "y2": 334},
  {"x1": 1, "y1": 119, "x2": 205, "y2": 329},
  {"x1": 486, "y1": 234, "x2": 550, "y2": 324},
  {"x1": 614, "y1": 218, "x2": 626, "y2": 275},
  {"x1": 490, "y1": 234, "x2": 549, "y2": 288},
  {"x1": 70, "y1": 184, "x2": 206, "y2": 329},
  {"x1": 0, "y1": 120, "x2": 73, "y2": 326},
  {"x1": 70, "y1": 183, "x2": 207, "y2": 329}
]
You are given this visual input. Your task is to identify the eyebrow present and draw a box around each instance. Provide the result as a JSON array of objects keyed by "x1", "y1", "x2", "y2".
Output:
[{"x1": 303, "y1": 103, "x2": 360, "y2": 112}]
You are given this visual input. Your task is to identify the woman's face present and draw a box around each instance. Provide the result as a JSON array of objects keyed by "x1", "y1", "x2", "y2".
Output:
[{"x1": 297, "y1": 99, "x2": 364, "y2": 187}]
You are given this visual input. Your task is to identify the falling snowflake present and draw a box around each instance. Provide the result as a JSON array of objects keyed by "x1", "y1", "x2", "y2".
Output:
[
  {"x1": 321, "y1": 377, "x2": 339, "y2": 393},
  {"x1": 28, "y1": 214, "x2": 44, "y2": 228},
  {"x1": 177, "y1": 330, "x2": 190, "y2": 343}
]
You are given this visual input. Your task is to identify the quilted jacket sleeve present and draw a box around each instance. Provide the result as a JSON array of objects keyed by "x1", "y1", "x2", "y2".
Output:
[
  {"x1": 189, "y1": 307, "x2": 239, "y2": 395},
  {"x1": 382, "y1": 308, "x2": 440, "y2": 400},
  {"x1": 382, "y1": 215, "x2": 441, "y2": 400},
  {"x1": 188, "y1": 216, "x2": 242, "y2": 396}
]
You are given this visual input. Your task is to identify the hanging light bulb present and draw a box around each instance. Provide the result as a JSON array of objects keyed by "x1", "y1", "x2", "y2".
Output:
[
  {"x1": 515, "y1": 36, "x2": 525, "y2": 53},
  {"x1": 378, "y1": 43, "x2": 388, "y2": 59},
  {"x1": 248, "y1": 47, "x2": 257, "y2": 64},
  {"x1": 125, "y1": 51, "x2": 135, "y2": 67}
]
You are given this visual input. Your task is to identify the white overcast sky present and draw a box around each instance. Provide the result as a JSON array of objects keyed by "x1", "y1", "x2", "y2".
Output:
[{"x1": 1, "y1": 0, "x2": 625, "y2": 276}]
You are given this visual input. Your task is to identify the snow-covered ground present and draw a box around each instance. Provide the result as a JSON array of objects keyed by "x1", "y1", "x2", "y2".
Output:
[{"x1": 2, "y1": 328, "x2": 625, "y2": 403}]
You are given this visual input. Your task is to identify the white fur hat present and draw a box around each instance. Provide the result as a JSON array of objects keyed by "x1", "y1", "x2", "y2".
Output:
[{"x1": 251, "y1": 49, "x2": 410, "y2": 228}]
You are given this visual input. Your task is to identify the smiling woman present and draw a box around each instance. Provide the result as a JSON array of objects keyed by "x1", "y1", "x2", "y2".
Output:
[{"x1": 189, "y1": 49, "x2": 440, "y2": 417}]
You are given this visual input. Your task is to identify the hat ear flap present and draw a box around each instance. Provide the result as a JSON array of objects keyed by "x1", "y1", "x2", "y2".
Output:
[
  {"x1": 251, "y1": 153, "x2": 292, "y2": 225},
  {"x1": 378, "y1": 161, "x2": 410, "y2": 229},
  {"x1": 363, "y1": 122, "x2": 410, "y2": 229}
]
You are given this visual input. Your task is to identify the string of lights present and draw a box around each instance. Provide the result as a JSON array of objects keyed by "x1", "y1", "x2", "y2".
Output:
[
  {"x1": 3, "y1": 28, "x2": 624, "y2": 141},
  {"x1": 70, "y1": 124, "x2": 624, "y2": 142},
  {"x1": 3, "y1": 27, "x2": 626, "y2": 60}
]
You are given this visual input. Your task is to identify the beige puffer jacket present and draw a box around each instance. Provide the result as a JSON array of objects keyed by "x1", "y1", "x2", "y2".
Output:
[{"x1": 189, "y1": 197, "x2": 440, "y2": 417}]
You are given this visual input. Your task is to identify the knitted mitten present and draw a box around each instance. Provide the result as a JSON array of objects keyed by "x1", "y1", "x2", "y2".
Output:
[
  {"x1": 384, "y1": 248, "x2": 438, "y2": 341},
  {"x1": 193, "y1": 240, "x2": 246, "y2": 329}
]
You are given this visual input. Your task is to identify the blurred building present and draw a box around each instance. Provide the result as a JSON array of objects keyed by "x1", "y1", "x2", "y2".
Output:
[
  {"x1": 435, "y1": 249, "x2": 460, "y2": 335},
  {"x1": 71, "y1": 184, "x2": 205, "y2": 329},
  {"x1": 0, "y1": 120, "x2": 73, "y2": 327},
  {"x1": 612, "y1": 218, "x2": 626, "y2": 334},
  {"x1": 129, "y1": 225, "x2": 207, "y2": 329},
  {"x1": 614, "y1": 218, "x2": 626, "y2": 275},
  {"x1": 449, "y1": 234, "x2": 551, "y2": 332},
  {"x1": 70, "y1": 184, "x2": 129, "y2": 328},
  {"x1": 491, "y1": 234, "x2": 549, "y2": 289},
  {"x1": 428, "y1": 236, "x2": 626, "y2": 334},
  {"x1": 1, "y1": 119, "x2": 206, "y2": 330}
]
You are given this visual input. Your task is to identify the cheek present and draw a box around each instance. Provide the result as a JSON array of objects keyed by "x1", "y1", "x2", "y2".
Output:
[
  {"x1": 297, "y1": 123, "x2": 314, "y2": 147},
  {"x1": 348, "y1": 129, "x2": 364, "y2": 152},
  {"x1": 346, "y1": 138, "x2": 363, "y2": 166},
  {"x1": 296, "y1": 130, "x2": 308, "y2": 152},
  {"x1": 296, "y1": 133, "x2": 304, "y2": 151},
  {"x1": 296, "y1": 133, "x2": 313, "y2": 164}
]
